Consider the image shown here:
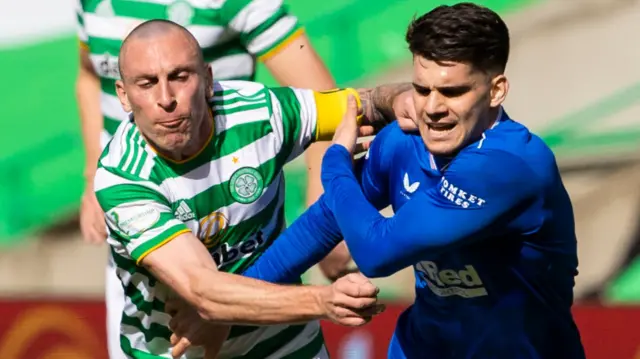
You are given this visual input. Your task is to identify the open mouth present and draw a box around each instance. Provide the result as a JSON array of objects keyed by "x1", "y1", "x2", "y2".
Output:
[{"x1": 427, "y1": 123, "x2": 456, "y2": 132}]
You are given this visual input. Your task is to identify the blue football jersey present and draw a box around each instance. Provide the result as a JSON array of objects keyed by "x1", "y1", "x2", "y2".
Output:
[
  {"x1": 245, "y1": 110, "x2": 585, "y2": 359},
  {"x1": 339, "y1": 111, "x2": 585, "y2": 359}
]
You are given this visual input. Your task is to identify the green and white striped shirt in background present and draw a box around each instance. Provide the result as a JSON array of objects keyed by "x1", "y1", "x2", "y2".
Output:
[
  {"x1": 95, "y1": 80, "x2": 325, "y2": 358},
  {"x1": 76, "y1": 0, "x2": 302, "y2": 143}
]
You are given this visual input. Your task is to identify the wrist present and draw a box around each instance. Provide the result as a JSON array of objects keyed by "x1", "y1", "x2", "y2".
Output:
[
  {"x1": 84, "y1": 175, "x2": 95, "y2": 191},
  {"x1": 372, "y1": 83, "x2": 412, "y2": 122},
  {"x1": 84, "y1": 165, "x2": 97, "y2": 182},
  {"x1": 307, "y1": 285, "x2": 329, "y2": 319}
]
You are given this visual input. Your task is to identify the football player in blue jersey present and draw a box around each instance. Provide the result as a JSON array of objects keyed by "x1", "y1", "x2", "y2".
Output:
[{"x1": 242, "y1": 3, "x2": 586, "y2": 358}]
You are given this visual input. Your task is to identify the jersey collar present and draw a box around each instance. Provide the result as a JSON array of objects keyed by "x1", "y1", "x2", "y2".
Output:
[{"x1": 427, "y1": 106, "x2": 506, "y2": 172}]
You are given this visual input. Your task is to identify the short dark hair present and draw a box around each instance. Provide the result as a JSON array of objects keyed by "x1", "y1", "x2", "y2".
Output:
[{"x1": 406, "y1": 3, "x2": 510, "y2": 73}]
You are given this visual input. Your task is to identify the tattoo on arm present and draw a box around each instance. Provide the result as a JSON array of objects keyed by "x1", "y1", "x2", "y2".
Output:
[{"x1": 358, "y1": 83, "x2": 412, "y2": 127}]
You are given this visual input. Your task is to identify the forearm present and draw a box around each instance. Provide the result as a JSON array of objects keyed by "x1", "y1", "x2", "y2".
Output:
[
  {"x1": 76, "y1": 66, "x2": 103, "y2": 181},
  {"x1": 263, "y1": 31, "x2": 336, "y2": 91},
  {"x1": 305, "y1": 142, "x2": 329, "y2": 206},
  {"x1": 358, "y1": 83, "x2": 412, "y2": 126},
  {"x1": 192, "y1": 269, "x2": 325, "y2": 325},
  {"x1": 244, "y1": 197, "x2": 342, "y2": 283},
  {"x1": 322, "y1": 146, "x2": 536, "y2": 277},
  {"x1": 322, "y1": 146, "x2": 448, "y2": 277}
]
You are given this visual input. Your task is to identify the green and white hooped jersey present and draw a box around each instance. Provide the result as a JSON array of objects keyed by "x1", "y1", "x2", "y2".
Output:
[
  {"x1": 94, "y1": 80, "x2": 325, "y2": 359},
  {"x1": 76, "y1": 0, "x2": 302, "y2": 142}
]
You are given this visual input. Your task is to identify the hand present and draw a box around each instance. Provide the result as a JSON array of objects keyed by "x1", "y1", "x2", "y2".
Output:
[
  {"x1": 332, "y1": 95, "x2": 360, "y2": 155},
  {"x1": 317, "y1": 272, "x2": 385, "y2": 327},
  {"x1": 318, "y1": 241, "x2": 359, "y2": 282},
  {"x1": 393, "y1": 90, "x2": 419, "y2": 132},
  {"x1": 166, "y1": 296, "x2": 230, "y2": 359},
  {"x1": 354, "y1": 88, "x2": 418, "y2": 153},
  {"x1": 80, "y1": 183, "x2": 107, "y2": 244}
]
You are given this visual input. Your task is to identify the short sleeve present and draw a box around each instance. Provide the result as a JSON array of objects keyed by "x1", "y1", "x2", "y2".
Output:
[
  {"x1": 268, "y1": 87, "x2": 360, "y2": 164},
  {"x1": 76, "y1": 0, "x2": 89, "y2": 48},
  {"x1": 95, "y1": 167, "x2": 190, "y2": 264},
  {"x1": 221, "y1": 0, "x2": 301, "y2": 59}
]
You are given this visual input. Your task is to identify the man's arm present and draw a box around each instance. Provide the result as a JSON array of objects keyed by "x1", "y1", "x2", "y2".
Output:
[
  {"x1": 95, "y1": 167, "x2": 378, "y2": 326},
  {"x1": 75, "y1": 0, "x2": 102, "y2": 185},
  {"x1": 358, "y1": 83, "x2": 413, "y2": 130},
  {"x1": 244, "y1": 128, "x2": 395, "y2": 282},
  {"x1": 269, "y1": 84, "x2": 412, "y2": 156},
  {"x1": 264, "y1": 32, "x2": 335, "y2": 232},
  {"x1": 263, "y1": 32, "x2": 350, "y2": 279},
  {"x1": 223, "y1": 0, "x2": 336, "y2": 207},
  {"x1": 77, "y1": 45, "x2": 103, "y2": 182},
  {"x1": 237, "y1": 0, "x2": 347, "y2": 279},
  {"x1": 243, "y1": 196, "x2": 340, "y2": 283},
  {"x1": 321, "y1": 146, "x2": 540, "y2": 278},
  {"x1": 76, "y1": 0, "x2": 108, "y2": 244},
  {"x1": 144, "y1": 232, "x2": 330, "y2": 325}
]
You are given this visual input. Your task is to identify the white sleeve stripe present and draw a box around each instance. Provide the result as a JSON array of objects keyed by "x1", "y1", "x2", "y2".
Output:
[
  {"x1": 287, "y1": 88, "x2": 317, "y2": 162},
  {"x1": 76, "y1": 0, "x2": 88, "y2": 42},
  {"x1": 127, "y1": 219, "x2": 184, "y2": 256},
  {"x1": 247, "y1": 16, "x2": 297, "y2": 55},
  {"x1": 109, "y1": 200, "x2": 172, "y2": 213},
  {"x1": 229, "y1": 0, "x2": 284, "y2": 34},
  {"x1": 122, "y1": 131, "x2": 138, "y2": 174},
  {"x1": 94, "y1": 167, "x2": 168, "y2": 198},
  {"x1": 268, "y1": 92, "x2": 286, "y2": 147}
]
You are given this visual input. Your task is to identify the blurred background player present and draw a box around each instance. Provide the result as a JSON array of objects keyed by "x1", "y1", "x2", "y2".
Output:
[{"x1": 74, "y1": 1, "x2": 352, "y2": 357}]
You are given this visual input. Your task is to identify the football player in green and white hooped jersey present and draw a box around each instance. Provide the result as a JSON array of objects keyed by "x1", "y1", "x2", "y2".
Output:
[
  {"x1": 94, "y1": 20, "x2": 412, "y2": 359},
  {"x1": 75, "y1": 1, "x2": 354, "y2": 357}
]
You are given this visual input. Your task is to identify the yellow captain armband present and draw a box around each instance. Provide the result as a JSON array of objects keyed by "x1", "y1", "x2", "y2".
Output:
[{"x1": 313, "y1": 88, "x2": 363, "y2": 141}]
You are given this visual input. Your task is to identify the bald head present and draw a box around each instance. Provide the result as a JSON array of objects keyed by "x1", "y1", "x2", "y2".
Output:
[{"x1": 118, "y1": 19, "x2": 204, "y2": 80}]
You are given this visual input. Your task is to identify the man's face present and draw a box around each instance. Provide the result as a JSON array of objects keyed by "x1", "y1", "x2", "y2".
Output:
[
  {"x1": 411, "y1": 56, "x2": 507, "y2": 156},
  {"x1": 116, "y1": 30, "x2": 212, "y2": 154}
]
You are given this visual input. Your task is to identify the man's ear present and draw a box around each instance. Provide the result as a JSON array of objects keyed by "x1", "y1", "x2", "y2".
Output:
[
  {"x1": 489, "y1": 74, "x2": 509, "y2": 108},
  {"x1": 115, "y1": 79, "x2": 132, "y2": 112},
  {"x1": 205, "y1": 64, "x2": 214, "y2": 100}
]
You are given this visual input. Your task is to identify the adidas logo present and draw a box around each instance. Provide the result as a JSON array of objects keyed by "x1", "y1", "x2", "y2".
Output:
[{"x1": 175, "y1": 200, "x2": 195, "y2": 222}]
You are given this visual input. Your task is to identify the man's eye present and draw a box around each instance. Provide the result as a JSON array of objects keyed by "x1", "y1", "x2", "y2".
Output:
[
  {"x1": 415, "y1": 87, "x2": 430, "y2": 96},
  {"x1": 440, "y1": 87, "x2": 469, "y2": 98}
]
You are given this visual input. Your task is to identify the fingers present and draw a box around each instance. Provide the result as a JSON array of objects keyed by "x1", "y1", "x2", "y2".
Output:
[
  {"x1": 336, "y1": 274, "x2": 379, "y2": 298},
  {"x1": 91, "y1": 223, "x2": 107, "y2": 243},
  {"x1": 343, "y1": 272, "x2": 371, "y2": 285},
  {"x1": 333, "y1": 292, "x2": 378, "y2": 311},
  {"x1": 81, "y1": 223, "x2": 105, "y2": 244},
  {"x1": 80, "y1": 202, "x2": 107, "y2": 244},
  {"x1": 165, "y1": 297, "x2": 187, "y2": 316},
  {"x1": 345, "y1": 94, "x2": 359, "y2": 121},
  {"x1": 330, "y1": 302, "x2": 385, "y2": 327},
  {"x1": 357, "y1": 125, "x2": 375, "y2": 137},
  {"x1": 332, "y1": 95, "x2": 360, "y2": 154},
  {"x1": 171, "y1": 337, "x2": 192, "y2": 359},
  {"x1": 356, "y1": 303, "x2": 386, "y2": 317},
  {"x1": 354, "y1": 141, "x2": 372, "y2": 156},
  {"x1": 168, "y1": 309, "x2": 190, "y2": 338},
  {"x1": 203, "y1": 326, "x2": 231, "y2": 359}
]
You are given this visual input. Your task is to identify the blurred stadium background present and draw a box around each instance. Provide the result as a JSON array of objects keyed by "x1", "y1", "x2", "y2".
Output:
[{"x1": 2, "y1": 0, "x2": 640, "y2": 357}]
